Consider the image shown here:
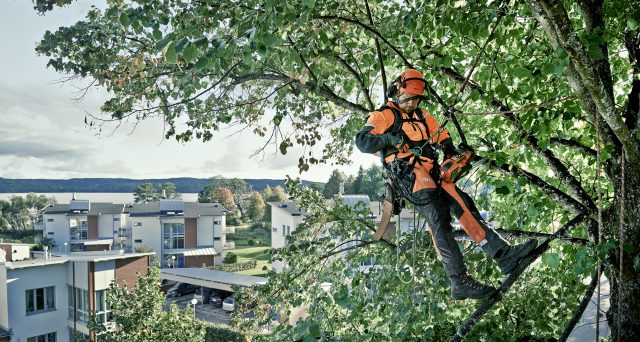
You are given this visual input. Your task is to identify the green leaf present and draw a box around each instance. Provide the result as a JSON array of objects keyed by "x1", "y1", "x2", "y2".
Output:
[
  {"x1": 182, "y1": 43, "x2": 198, "y2": 63},
  {"x1": 164, "y1": 41, "x2": 177, "y2": 64},
  {"x1": 495, "y1": 84, "x2": 510, "y2": 98},
  {"x1": 496, "y1": 185, "x2": 510, "y2": 195},
  {"x1": 628, "y1": 18, "x2": 638, "y2": 31},
  {"x1": 542, "y1": 253, "x2": 561, "y2": 268}
]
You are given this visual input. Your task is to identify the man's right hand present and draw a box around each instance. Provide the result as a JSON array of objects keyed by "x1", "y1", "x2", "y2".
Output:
[{"x1": 381, "y1": 132, "x2": 403, "y2": 147}]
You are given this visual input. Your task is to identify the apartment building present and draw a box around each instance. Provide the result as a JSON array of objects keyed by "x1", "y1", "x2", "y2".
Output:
[
  {"x1": 42, "y1": 199, "x2": 231, "y2": 268},
  {"x1": 268, "y1": 201, "x2": 307, "y2": 273},
  {"x1": 42, "y1": 200, "x2": 125, "y2": 253},
  {"x1": 0, "y1": 251, "x2": 152, "y2": 342},
  {"x1": 125, "y1": 200, "x2": 231, "y2": 267}
]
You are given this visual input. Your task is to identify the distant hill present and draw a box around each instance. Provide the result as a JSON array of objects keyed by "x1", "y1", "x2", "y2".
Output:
[{"x1": 0, "y1": 177, "x2": 319, "y2": 193}]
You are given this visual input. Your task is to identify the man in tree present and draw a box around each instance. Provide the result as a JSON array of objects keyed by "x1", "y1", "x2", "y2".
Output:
[{"x1": 355, "y1": 69, "x2": 538, "y2": 300}]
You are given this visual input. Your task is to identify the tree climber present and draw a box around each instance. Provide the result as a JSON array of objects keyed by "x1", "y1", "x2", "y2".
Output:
[{"x1": 355, "y1": 69, "x2": 538, "y2": 300}]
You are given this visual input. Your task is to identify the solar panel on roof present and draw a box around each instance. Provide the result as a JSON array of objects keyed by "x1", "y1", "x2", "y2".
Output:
[
  {"x1": 160, "y1": 199, "x2": 184, "y2": 212},
  {"x1": 69, "y1": 200, "x2": 90, "y2": 211}
]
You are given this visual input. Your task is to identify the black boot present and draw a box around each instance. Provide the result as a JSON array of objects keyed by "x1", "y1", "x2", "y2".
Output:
[
  {"x1": 496, "y1": 239, "x2": 538, "y2": 275},
  {"x1": 450, "y1": 272, "x2": 496, "y2": 300}
]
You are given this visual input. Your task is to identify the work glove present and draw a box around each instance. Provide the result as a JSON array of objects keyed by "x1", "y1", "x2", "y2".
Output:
[{"x1": 381, "y1": 132, "x2": 403, "y2": 147}]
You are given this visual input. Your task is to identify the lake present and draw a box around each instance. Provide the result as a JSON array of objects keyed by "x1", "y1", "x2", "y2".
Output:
[{"x1": 0, "y1": 193, "x2": 200, "y2": 204}]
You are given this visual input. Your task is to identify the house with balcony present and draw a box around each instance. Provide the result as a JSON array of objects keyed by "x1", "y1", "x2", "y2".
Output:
[
  {"x1": 268, "y1": 202, "x2": 308, "y2": 273},
  {"x1": 124, "y1": 199, "x2": 230, "y2": 268},
  {"x1": 0, "y1": 250, "x2": 152, "y2": 342},
  {"x1": 41, "y1": 200, "x2": 125, "y2": 253}
]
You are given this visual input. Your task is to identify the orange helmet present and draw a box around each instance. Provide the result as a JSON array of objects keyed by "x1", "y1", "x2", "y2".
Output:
[{"x1": 398, "y1": 69, "x2": 425, "y2": 96}]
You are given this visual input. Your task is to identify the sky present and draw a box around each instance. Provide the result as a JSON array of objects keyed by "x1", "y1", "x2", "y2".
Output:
[{"x1": 0, "y1": 1, "x2": 378, "y2": 183}]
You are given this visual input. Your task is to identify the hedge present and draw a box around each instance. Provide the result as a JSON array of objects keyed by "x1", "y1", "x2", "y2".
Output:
[
  {"x1": 204, "y1": 324, "x2": 246, "y2": 342},
  {"x1": 209, "y1": 260, "x2": 257, "y2": 272}
]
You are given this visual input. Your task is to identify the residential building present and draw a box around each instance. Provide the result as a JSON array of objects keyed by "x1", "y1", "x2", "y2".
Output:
[
  {"x1": 268, "y1": 202, "x2": 308, "y2": 273},
  {"x1": 125, "y1": 199, "x2": 230, "y2": 267},
  {"x1": 0, "y1": 244, "x2": 31, "y2": 262},
  {"x1": 0, "y1": 251, "x2": 152, "y2": 342},
  {"x1": 41, "y1": 200, "x2": 125, "y2": 253},
  {"x1": 41, "y1": 198, "x2": 231, "y2": 268}
]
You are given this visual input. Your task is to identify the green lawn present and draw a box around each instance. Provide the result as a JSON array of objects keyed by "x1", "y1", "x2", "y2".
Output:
[
  {"x1": 226, "y1": 225, "x2": 272, "y2": 276},
  {"x1": 233, "y1": 245, "x2": 271, "y2": 276}
]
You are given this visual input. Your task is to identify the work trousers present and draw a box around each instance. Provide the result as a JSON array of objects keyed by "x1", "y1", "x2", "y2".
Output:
[{"x1": 412, "y1": 181, "x2": 508, "y2": 276}]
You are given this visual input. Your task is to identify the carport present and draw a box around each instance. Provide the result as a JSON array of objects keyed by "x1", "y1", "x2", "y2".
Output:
[{"x1": 160, "y1": 268, "x2": 267, "y2": 292}]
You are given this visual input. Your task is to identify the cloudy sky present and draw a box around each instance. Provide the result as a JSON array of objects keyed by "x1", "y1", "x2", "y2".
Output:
[{"x1": 0, "y1": 1, "x2": 378, "y2": 183}]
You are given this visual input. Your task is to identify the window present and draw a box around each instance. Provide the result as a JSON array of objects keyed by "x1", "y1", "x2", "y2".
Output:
[
  {"x1": 134, "y1": 239, "x2": 143, "y2": 243},
  {"x1": 163, "y1": 222, "x2": 185, "y2": 249},
  {"x1": 47, "y1": 218, "x2": 54, "y2": 222},
  {"x1": 48, "y1": 232, "x2": 55, "y2": 235},
  {"x1": 95, "y1": 290, "x2": 111, "y2": 323},
  {"x1": 272, "y1": 227, "x2": 277, "y2": 232},
  {"x1": 213, "y1": 237, "x2": 221, "y2": 241},
  {"x1": 287, "y1": 225, "x2": 291, "y2": 236},
  {"x1": 282, "y1": 225, "x2": 286, "y2": 237},
  {"x1": 74, "y1": 288, "x2": 89, "y2": 323},
  {"x1": 69, "y1": 219, "x2": 88, "y2": 240},
  {"x1": 213, "y1": 221, "x2": 221, "y2": 225},
  {"x1": 68, "y1": 329, "x2": 89, "y2": 342},
  {"x1": 133, "y1": 222, "x2": 142, "y2": 227},
  {"x1": 25, "y1": 286, "x2": 55, "y2": 314},
  {"x1": 113, "y1": 218, "x2": 120, "y2": 222},
  {"x1": 27, "y1": 332, "x2": 56, "y2": 342}
]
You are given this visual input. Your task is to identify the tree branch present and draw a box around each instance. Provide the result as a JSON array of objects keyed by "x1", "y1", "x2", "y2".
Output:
[
  {"x1": 550, "y1": 138, "x2": 597, "y2": 158},
  {"x1": 453, "y1": 228, "x2": 588, "y2": 245},
  {"x1": 558, "y1": 261, "x2": 605, "y2": 341},
  {"x1": 529, "y1": 0, "x2": 639, "y2": 161},
  {"x1": 364, "y1": 0, "x2": 388, "y2": 103},
  {"x1": 450, "y1": 212, "x2": 589, "y2": 341},
  {"x1": 478, "y1": 155, "x2": 589, "y2": 214},
  {"x1": 329, "y1": 52, "x2": 375, "y2": 109},
  {"x1": 230, "y1": 73, "x2": 369, "y2": 114}
]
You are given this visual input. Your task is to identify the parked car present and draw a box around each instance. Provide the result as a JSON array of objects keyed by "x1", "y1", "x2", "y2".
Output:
[
  {"x1": 160, "y1": 279, "x2": 177, "y2": 294},
  {"x1": 209, "y1": 293, "x2": 223, "y2": 307},
  {"x1": 166, "y1": 283, "x2": 199, "y2": 298},
  {"x1": 222, "y1": 295, "x2": 236, "y2": 312}
]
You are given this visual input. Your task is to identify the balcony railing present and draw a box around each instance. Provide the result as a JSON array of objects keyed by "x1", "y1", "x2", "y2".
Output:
[{"x1": 222, "y1": 226, "x2": 235, "y2": 234}]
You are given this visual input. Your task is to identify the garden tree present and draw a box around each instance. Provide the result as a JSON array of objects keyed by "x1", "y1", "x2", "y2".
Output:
[
  {"x1": 36, "y1": 0, "x2": 640, "y2": 339},
  {"x1": 351, "y1": 166, "x2": 366, "y2": 195},
  {"x1": 322, "y1": 169, "x2": 347, "y2": 199},
  {"x1": 87, "y1": 267, "x2": 206, "y2": 341},
  {"x1": 246, "y1": 191, "x2": 266, "y2": 223},
  {"x1": 198, "y1": 176, "x2": 249, "y2": 216},
  {"x1": 267, "y1": 185, "x2": 287, "y2": 202},
  {"x1": 361, "y1": 164, "x2": 385, "y2": 200},
  {"x1": 201, "y1": 187, "x2": 238, "y2": 214},
  {"x1": 0, "y1": 194, "x2": 56, "y2": 230},
  {"x1": 157, "y1": 182, "x2": 182, "y2": 199},
  {"x1": 133, "y1": 182, "x2": 159, "y2": 203}
]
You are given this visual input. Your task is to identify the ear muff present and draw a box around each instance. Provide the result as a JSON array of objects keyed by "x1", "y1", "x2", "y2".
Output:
[{"x1": 385, "y1": 76, "x2": 401, "y2": 99}]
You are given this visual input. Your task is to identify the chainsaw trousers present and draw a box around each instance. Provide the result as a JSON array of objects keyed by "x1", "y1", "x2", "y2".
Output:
[{"x1": 413, "y1": 181, "x2": 508, "y2": 276}]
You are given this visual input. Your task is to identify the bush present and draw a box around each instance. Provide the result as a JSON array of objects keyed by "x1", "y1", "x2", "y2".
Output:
[
  {"x1": 247, "y1": 239, "x2": 255, "y2": 246},
  {"x1": 223, "y1": 252, "x2": 238, "y2": 264},
  {"x1": 226, "y1": 215, "x2": 242, "y2": 226},
  {"x1": 204, "y1": 324, "x2": 246, "y2": 342},
  {"x1": 209, "y1": 260, "x2": 257, "y2": 272}
]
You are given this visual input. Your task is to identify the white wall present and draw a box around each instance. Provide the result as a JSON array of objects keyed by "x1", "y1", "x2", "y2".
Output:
[
  {"x1": 197, "y1": 216, "x2": 214, "y2": 247},
  {"x1": 66, "y1": 262, "x2": 89, "y2": 291},
  {"x1": 98, "y1": 213, "x2": 119, "y2": 239},
  {"x1": 9, "y1": 245, "x2": 30, "y2": 261},
  {"x1": 43, "y1": 213, "x2": 71, "y2": 248},
  {"x1": 130, "y1": 216, "x2": 163, "y2": 254},
  {"x1": 0, "y1": 263, "x2": 8, "y2": 328},
  {"x1": 271, "y1": 206, "x2": 306, "y2": 273},
  {"x1": 94, "y1": 260, "x2": 116, "y2": 290},
  {"x1": 7, "y1": 263, "x2": 70, "y2": 341}
]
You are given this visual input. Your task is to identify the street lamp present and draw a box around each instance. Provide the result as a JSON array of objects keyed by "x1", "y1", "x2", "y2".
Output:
[
  {"x1": 171, "y1": 255, "x2": 176, "y2": 268},
  {"x1": 190, "y1": 297, "x2": 197, "y2": 320},
  {"x1": 64, "y1": 242, "x2": 67, "y2": 253}
]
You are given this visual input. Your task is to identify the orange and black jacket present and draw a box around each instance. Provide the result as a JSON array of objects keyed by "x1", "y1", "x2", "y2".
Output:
[{"x1": 355, "y1": 102, "x2": 458, "y2": 163}]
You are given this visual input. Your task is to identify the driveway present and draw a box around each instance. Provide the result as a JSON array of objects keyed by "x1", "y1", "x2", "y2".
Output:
[{"x1": 164, "y1": 294, "x2": 232, "y2": 325}]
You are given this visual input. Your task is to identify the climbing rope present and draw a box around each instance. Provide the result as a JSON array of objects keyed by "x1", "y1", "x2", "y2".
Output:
[
  {"x1": 595, "y1": 112, "x2": 603, "y2": 340},
  {"x1": 618, "y1": 149, "x2": 625, "y2": 341}
]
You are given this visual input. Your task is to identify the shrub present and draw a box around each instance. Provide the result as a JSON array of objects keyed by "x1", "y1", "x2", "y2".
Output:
[
  {"x1": 204, "y1": 324, "x2": 246, "y2": 342},
  {"x1": 209, "y1": 260, "x2": 256, "y2": 272},
  {"x1": 247, "y1": 239, "x2": 255, "y2": 246},
  {"x1": 223, "y1": 252, "x2": 238, "y2": 264}
]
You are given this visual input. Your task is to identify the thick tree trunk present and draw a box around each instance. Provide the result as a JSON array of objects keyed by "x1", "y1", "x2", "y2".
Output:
[{"x1": 605, "y1": 156, "x2": 640, "y2": 341}]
